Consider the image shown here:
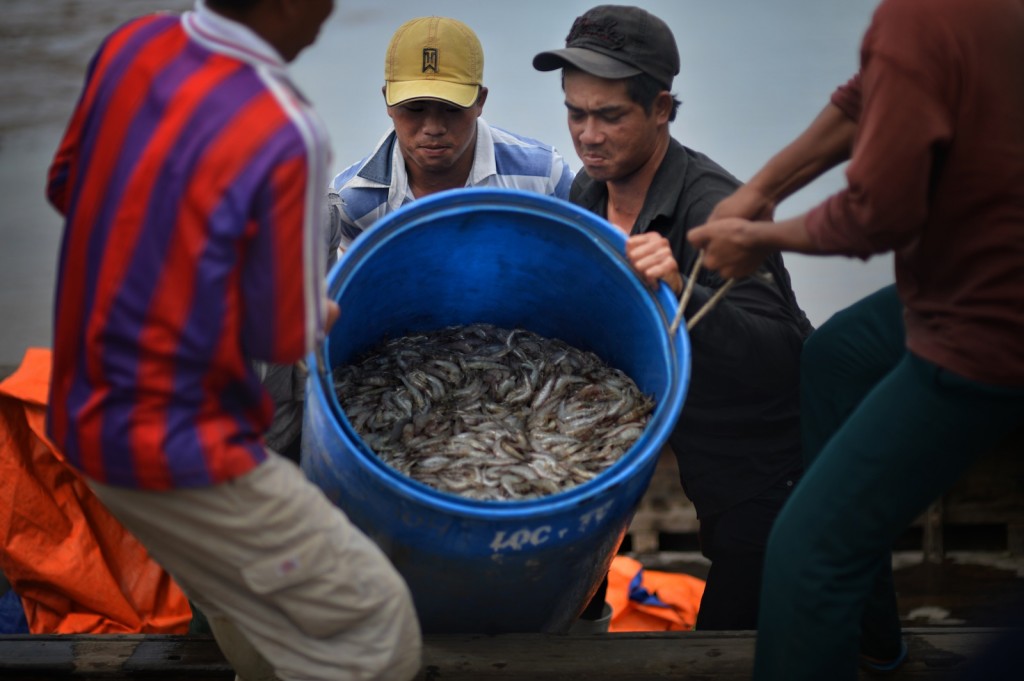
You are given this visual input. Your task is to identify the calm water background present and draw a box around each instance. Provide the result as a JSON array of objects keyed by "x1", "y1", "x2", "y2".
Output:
[{"x1": 0, "y1": 0, "x2": 892, "y2": 368}]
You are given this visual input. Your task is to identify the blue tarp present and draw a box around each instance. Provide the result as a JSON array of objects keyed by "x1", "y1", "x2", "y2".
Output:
[{"x1": 0, "y1": 590, "x2": 29, "y2": 634}]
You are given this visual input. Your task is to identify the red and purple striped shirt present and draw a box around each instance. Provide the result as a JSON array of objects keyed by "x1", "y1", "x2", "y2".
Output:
[{"x1": 45, "y1": 5, "x2": 329, "y2": 489}]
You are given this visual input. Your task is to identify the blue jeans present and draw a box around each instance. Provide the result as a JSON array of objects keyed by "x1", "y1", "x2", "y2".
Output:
[{"x1": 754, "y1": 285, "x2": 1024, "y2": 680}]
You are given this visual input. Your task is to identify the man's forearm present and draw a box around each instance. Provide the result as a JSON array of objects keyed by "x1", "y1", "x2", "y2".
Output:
[
  {"x1": 688, "y1": 213, "x2": 818, "y2": 280},
  {"x1": 746, "y1": 103, "x2": 856, "y2": 205},
  {"x1": 753, "y1": 214, "x2": 817, "y2": 255}
]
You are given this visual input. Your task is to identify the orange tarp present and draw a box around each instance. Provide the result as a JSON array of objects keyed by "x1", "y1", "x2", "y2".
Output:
[
  {"x1": 607, "y1": 555, "x2": 705, "y2": 632},
  {"x1": 0, "y1": 348, "x2": 190, "y2": 633}
]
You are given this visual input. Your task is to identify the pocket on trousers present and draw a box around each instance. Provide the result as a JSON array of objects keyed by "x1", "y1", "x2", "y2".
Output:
[
  {"x1": 240, "y1": 524, "x2": 403, "y2": 639},
  {"x1": 242, "y1": 531, "x2": 333, "y2": 594},
  {"x1": 241, "y1": 530, "x2": 383, "y2": 639}
]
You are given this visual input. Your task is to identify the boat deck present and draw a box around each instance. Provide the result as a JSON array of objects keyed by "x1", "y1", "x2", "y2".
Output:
[{"x1": 1, "y1": 627, "x2": 1020, "y2": 680}]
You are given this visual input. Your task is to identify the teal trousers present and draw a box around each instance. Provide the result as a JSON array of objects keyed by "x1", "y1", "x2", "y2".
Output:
[{"x1": 753, "y1": 285, "x2": 1024, "y2": 680}]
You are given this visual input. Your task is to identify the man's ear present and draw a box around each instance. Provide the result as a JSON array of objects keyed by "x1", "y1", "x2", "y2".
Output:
[
  {"x1": 474, "y1": 87, "x2": 489, "y2": 114},
  {"x1": 654, "y1": 90, "x2": 673, "y2": 124}
]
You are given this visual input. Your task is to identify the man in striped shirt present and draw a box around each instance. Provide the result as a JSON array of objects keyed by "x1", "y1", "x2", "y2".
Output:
[
  {"x1": 45, "y1": 1, "x2": 421, "y2": 679},
  {"x1": 327, "y1": 15, "x2": 574, "y2": 250}
]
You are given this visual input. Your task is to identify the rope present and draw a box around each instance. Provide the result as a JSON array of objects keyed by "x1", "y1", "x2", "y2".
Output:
[
  {"x1": 669, "y1": 250, "x2": 703, "y2": 335},
  {"x1": 684, "y1": 278, "x2": 736, "y2": 330},
  {"x1": 668, "y1": 249, "x2": 736, "y2": 335}
]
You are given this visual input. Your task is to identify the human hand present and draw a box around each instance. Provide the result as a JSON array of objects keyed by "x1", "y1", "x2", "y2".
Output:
[
  {"x1": 324, "y1": 299, "x2": 340, "y2": 332},
  {"x1": 708, "y1": 184, "x2": 776, "y2": 222},
  {"x1": 625, "y1": 232, "x2": 683, "y2": 295},
  {"x1": 687, "y1": 218, "x2": 771, "y2": 280}
]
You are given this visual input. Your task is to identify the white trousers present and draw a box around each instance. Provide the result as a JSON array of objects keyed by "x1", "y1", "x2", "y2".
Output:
[{"x1": 89, "y1": 453, "x2": 422, "y2": 681}]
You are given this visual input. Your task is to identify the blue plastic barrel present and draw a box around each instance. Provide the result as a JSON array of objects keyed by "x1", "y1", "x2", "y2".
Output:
[{"x1": 301, "y1": 188, "x2": 690, "y2": 634}]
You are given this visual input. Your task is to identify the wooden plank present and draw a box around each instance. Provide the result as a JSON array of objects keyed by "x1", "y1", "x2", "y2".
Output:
[{"x1": 0, "y1": 628, "x2": 1018, "y2": 680}]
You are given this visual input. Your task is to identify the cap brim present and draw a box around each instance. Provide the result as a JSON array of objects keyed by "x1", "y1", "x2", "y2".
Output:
[
  {"x1": 385, "y1": 81, "x2": 480, "y2": 108},
  {"x1": 532, "y1": 47, "x2": 642, "y2": 80}
]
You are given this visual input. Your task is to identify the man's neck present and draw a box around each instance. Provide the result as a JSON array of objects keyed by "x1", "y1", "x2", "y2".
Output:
[{"x1": 605, "y1": 133, "x2": 670, "y2": 235}]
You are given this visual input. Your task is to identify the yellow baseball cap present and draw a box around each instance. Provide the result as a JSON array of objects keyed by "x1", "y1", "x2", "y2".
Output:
[{"x1": 384, "y1": 16, "x2": 484, "y2": 108}]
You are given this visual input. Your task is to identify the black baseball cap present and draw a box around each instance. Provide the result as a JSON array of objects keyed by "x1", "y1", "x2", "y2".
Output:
[{"x1": 533, "y1": 5, "x2": 679, "y2": 90}]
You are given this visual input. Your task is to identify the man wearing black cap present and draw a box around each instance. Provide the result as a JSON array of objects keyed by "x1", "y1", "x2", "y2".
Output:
[{"x1": 535, "y1": 5, "x2": 813, "y2": 631}]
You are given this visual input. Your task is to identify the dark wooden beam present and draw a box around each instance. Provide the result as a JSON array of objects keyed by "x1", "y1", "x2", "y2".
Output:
[{"x1": 1, "y1": 628, "x2": 1019, "y2": 680}]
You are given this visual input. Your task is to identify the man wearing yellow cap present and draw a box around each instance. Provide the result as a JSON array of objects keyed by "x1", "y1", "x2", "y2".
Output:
[{"x1": 328, "y1": 16, "x2": 574, "y2": 248}]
